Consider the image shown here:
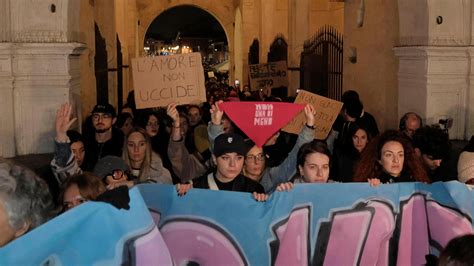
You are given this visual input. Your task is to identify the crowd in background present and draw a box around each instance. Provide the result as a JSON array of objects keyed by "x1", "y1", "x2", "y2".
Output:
[{"x1": 1, "y1": 80, "x2": 474, "y2": 264}]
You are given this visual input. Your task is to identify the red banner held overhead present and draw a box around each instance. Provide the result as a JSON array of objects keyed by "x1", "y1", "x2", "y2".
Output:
[{"x1": 219, "y1": 102, "x2": 305, "y2": 147}]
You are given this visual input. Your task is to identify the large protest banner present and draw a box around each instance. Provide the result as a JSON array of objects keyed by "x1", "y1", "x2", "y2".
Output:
[
  {"x1": 283, "y1": 89, "x2": 343, "y2": 139},
  {"x1": 1, "y1": 182, "x2": 473, "y2": 265},
  {"x1": 0, "y1": 188, "x2": 172, "y2": 265},
  {"x1": 248, "y1": 60, "x2": 288, "y2": 91},
  {"x1": 131, "y1": 52, "x2": 206, "y2": 109}
]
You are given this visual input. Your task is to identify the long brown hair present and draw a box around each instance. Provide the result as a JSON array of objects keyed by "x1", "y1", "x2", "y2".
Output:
[
  {"x1": 353, "y1": 130, "x2": 429, "y2": 182},
  {"x1": 59, "y1": 172, "x2": 106, "y2": 203}
]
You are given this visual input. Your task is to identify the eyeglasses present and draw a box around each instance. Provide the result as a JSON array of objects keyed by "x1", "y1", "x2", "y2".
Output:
[
  {"x1": 106, "y1": 169, "x2": 125, "y2": 180},
  {"x1": 245, "y1": 153, "x2": 267, "y2": 163},
  {"x1": 92, "y1": 113, "x2": 112, "y2": 120}
]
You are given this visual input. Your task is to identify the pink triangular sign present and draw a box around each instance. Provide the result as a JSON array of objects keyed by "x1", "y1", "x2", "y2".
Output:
[{"x1": 219, "y1": 102, "x2": 305, "y2": 147}]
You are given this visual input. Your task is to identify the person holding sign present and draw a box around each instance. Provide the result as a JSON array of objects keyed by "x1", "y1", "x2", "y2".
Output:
[
  {"x1": 208, "y1": 101, "x2": 316, "y2": 193},
  {"x1": 167, "y1": 103, "x2": 208, "y2": 182}
]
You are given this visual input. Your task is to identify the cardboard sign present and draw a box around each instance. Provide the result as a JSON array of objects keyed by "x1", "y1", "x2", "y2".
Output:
[
  {"x1": 219, "y1": 102, "x2": 305, "y2": 147},
  {"x1": 248, "y1": 61, "x2": 288, "y2": 91},
  {"x1": 282, "y1": 90, "x2": 343, "y2": 139},
  {"x1": 131, "y1": 53, "x2": 206, "y2": 109}
]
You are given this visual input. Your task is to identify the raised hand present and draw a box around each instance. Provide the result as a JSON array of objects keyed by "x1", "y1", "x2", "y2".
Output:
[
  {"x1": 210, "y1": 100, "x2": 224, "y2": 125},
  {"x1": 166, "y1": 103, "x2": 180, "y2": 125},
  {"x1": 303, "y1": 104, "x2": 316, "y2": 127},
  {"x1": 55, "y1": 103, "x2": 77, "y2": 142}
]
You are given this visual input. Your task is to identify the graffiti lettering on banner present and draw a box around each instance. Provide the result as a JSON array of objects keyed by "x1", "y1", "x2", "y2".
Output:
[
  {"x1": 248, "y1": 61, "x2": 288, "y2": 91},
  {"x1": 131, "y1": 52, "x2": 206, "y2": 109},
  {"x1": 283, "y1": 89, "x2": 343, "y2": 139}
]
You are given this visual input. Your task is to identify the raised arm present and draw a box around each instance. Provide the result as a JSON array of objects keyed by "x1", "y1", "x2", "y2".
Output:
[
  {"x1": 51, "y1": 103, "x2": 80, "y2": 184},
  {"x1": 207, "y1": 100, "x2": 225, "y2": 152},
  {"x1": 167, "y1": 103, "x2": 182, "y2": 141},
  {"x1": 264, "y1": 104, "x2": 316, "y2": 192},
  {"x1": 167, "y1": 103, "x2": 207, "y2": 181}
]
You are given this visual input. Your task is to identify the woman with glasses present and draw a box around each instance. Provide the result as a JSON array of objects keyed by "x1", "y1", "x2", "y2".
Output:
[
  {"x1": 208, "y1": 101, "x2": 316, "y2": 193},
  {"x1": 123, "y1": 127, "x2": 172, "y2": 184}
]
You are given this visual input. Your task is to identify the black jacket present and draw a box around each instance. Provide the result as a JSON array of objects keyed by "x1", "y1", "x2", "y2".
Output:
[
  {"x1": 192, "y1": 173, "x2": 265, "y2": 193},
  {"x1": 83, "y1": 127, "x2": 124, "y2": 171}
]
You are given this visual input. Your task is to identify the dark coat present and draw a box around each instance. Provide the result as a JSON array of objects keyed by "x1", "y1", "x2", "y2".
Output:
[
  {"x1": 192, "y1": 173, "x2": 265, "y2": 193},
  {"x1": 83, "y1": 127, "x2": 124, "y2": 171}
]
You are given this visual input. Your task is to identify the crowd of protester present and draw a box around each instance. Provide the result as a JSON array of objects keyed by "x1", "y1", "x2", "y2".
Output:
[{"x1": 1, "y1": 81, "x2": 474, "y2": 263}]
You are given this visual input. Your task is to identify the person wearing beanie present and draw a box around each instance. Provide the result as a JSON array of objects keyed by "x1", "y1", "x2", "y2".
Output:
[
  {"x1": 176, "y1": 133, "x2": 268, "y2": 201},
  {"x1": 207, "y1": 102, "x2": 316, "y2": 193},
  {"x1": 93, "y1": 156, "x2": 135, "y2": 190}
]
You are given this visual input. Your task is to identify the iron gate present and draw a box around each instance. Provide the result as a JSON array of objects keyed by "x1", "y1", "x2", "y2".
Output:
[{"x1": 300, "y1": 25, "x2": 343, "y2": 100}]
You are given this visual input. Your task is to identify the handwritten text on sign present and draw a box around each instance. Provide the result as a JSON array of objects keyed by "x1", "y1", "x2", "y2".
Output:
[
  {"x1": 131, "y1": 53, "x2": 206, "y2": 108},
  {"x1": 282, "y1": 90, "x2": 343, "y2": 139},
  {"x1": 248, "y1": 61, "x2": 288, "y2": 91}
]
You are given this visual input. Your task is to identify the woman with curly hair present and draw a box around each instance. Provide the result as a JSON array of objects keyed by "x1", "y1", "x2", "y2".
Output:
[{"x1": 353, "y1": 130, "x2": 429, "y2": 185}]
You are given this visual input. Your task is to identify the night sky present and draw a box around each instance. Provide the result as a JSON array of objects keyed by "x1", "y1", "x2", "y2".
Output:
[{"x1": 145, "y1": 5, "x2": 227, "y2": 44}]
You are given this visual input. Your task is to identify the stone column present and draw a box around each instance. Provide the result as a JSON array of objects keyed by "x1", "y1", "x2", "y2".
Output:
[
  {"x1": 0, "y1": 0, "x2": 86, "y2": 156},
  {"x1": 394, "y1": 47, "x2": 468, "y2": 139},
  {"x1": 0, "y1": 44, "x2": 15, "y2": 157},
  {"x1": 396, "y1": 0, "x2": 472, "y2": 139},
  {"x1": 11, "y1": 43, "x2": 85, "y2": 155},
  {"x1": 288, "y1": 0, "x2": 309, "y2": 95}
]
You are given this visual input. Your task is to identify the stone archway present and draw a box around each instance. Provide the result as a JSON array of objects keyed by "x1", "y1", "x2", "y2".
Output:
[{"x1": 137, "y1": 0, "x2": 236, "y2": 80}]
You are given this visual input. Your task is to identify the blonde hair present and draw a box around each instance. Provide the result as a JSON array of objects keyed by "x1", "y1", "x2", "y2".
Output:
[{"x1": 123, "y1": 127, "x2": 155, "y2": 182}]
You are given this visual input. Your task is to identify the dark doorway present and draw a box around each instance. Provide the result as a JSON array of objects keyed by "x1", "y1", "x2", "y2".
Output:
[
  {"x1": 94, "y1": 23, "x2": 108, "y2": 104},
  {"x1": 145, "y1": 5, "x2": 228, "y2": 81},
  {"x1": 268, "y1": 35, "x2": 288, "y2": 97},
  {"x1": 116, "y1": 34, "x2": 123, "y2": 109},
  {"x1": 300, "y1": 25, "x2": 343, "y2": 100},
  {"x1": 267, "y1": 35, "x2": 287, "y2": 63}
]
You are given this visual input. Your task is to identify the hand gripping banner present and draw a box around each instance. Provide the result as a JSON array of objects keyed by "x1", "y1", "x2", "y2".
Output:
[
  {"x1": 219, "y1": 101, "x2": 305, "y2": 147},
  {"x1": 1, "y1": 182, "x2": 473, "y2": 265}
]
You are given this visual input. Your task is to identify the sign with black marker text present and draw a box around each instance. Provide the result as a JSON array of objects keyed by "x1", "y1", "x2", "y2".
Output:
[{"x1": 132, "y1": 53, "x2": 206, "y2": 108}]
